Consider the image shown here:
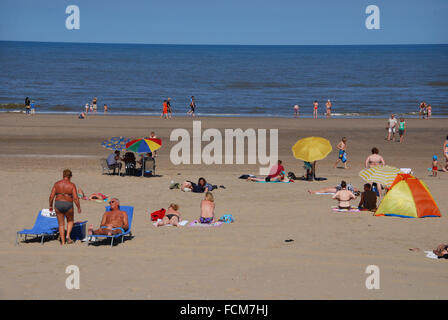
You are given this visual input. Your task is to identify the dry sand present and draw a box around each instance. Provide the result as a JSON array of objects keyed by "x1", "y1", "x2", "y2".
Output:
[{"x1": 0, "y1": 113, "x2": 447, "y2": 299}]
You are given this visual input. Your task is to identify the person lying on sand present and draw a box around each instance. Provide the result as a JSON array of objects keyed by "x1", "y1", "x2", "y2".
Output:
[
  {"x1": 308, "y1": 181, "x2": 359, "y2": 194},
  {"x1": 332, "y1": 181, "x2": 357, "y2": 210},
  {"x1": 181, "y1": 177, "x2": 214, "y2": 192},
  {"x1": 433, "y1": 244, "x2": 448, "y2": 258},
  {"x1": 247, "y1": 171, "x2": 288, "y2": 182},
  {"x1": 157, "y1": 203, "x2": 181, "y2": 227},
  {"x1": 88, "y1": 198, "x2": 128, "y2": 235},
  {"x1": 200, "y1": 192, "x2": 215, "y2": 224}
]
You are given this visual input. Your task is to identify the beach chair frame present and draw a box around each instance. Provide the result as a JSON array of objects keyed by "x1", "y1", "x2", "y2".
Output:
[{"x1": 16, "y1": 210, "x2": 59, "y2": 245}]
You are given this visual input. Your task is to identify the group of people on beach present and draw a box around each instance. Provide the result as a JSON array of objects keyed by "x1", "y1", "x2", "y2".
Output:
[
  {"x1": 24, "y1": 97, "x2": 36, "y2": 115},
  {"x1": 79, "y1": 97, "x2": 108, "y2": 119},
  {"x1": 419, "y1": 101, "x2": 433, "y2": 119},
  {"x1": 385, "y1": 113, "x2": 407, "y2": 143},
  {"x1": 160, "y1": 96, "x2": 198, "y2": 119},
  {"x1": 293, "y1": 99, "x2": 333, "y2": 118}
]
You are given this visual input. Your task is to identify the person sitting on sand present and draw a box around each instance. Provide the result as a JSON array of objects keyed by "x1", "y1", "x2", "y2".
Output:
[
  {"x1": 88, "y1": 198, "x2": 128, "y2": 236},
  {"x1": 200, "y1": 192, "x2": 215, "y2": 224},
  {"x1": 247, "y1": 171, "x2": 287, "y2": 182},
  {"x1": 358, "y1": 184, "x2": 377, "y2": 211},
  {"x1": 332, "y1": 181, "x2": 357, "y2": 210},
  {"x1": 157, "y1": 203, "x2": 181, "y2": 227},
  {"x1": 308, "y1": 182, "x2": 359, "y2": 195}
]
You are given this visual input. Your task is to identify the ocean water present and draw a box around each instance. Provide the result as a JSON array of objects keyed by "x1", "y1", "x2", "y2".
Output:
[{"x1": 0, "y1": 41, "x2": 447, "y2": 117}]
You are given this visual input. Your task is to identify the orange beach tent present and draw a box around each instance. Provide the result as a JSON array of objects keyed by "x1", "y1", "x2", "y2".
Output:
[{"x1": 375, "y1": 174, "x2": 441, "y2": 218}]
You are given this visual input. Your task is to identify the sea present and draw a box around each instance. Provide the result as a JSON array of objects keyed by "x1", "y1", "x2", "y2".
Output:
[{"x1": 0, "y1": 41, "x2": 447, "y2": 118}]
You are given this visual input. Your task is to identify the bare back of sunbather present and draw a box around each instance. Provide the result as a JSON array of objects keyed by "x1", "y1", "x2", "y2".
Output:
[
  {"x1": 365, "y1": 154, "x2": 385, "y2": 168},
  {"x1": 333, "y1": 190, "x2": 356, "y2": 208},
  {"x1": 201, "y1": 200, "x2": 215, "y2": 219}
]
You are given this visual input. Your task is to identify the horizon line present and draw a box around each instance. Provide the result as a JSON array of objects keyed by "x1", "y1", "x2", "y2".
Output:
[{"x1": 1, "y1": 39, "x2": 447, "y2": 47}]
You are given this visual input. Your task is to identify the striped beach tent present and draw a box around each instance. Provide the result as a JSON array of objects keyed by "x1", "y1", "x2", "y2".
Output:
[
  {"x1": 375, "y1": 174, "x2": 441, "y2": 218},
  {"x1": 359, "y1": 165, "x2": 401, "y2": 187}
]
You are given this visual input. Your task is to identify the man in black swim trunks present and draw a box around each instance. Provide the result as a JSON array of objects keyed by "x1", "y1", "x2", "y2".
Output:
[{"x1": 49, "y1": 169, "x2": 81, "y2": 245}]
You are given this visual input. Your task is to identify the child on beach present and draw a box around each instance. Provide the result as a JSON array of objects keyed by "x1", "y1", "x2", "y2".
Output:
[
  {"x1": 334, "y1": 137, "x2": 348, "y2": 169},
  {"x1": 200, "y1": 192, "x2": 215, "y2": 224},
  {"x1": 157, "y1": 203, "x2": 181, "y2": 227},
  {"x1": 426, "y1": 104, "x2": 432, "y2": 119},
  {"x1": 398, "y1": 117, "x2": 406, "y2": 143},
  {"x1": 149, "y1": 131, "x2": 158, "y2": 157},
  {"x1": 313, "y1": 100, "x2": 318, "y2": 119},
  {"x1": 293, "y1": 105, "x2": 299, "y2": 118},
  {"x1": 431, "y1": 156, "x2": 438, "y2": 177},
  {"x1": 161, "y1": 100, "x2": 168, "y2": 119}
]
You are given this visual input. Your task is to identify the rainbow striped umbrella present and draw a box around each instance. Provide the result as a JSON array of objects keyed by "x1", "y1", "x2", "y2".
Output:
[{"x1": 125, "y1": 138, "x2": 162, "y2": 153}]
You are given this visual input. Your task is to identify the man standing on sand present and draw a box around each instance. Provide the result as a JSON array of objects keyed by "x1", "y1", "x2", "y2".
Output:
[
  {"x1": 88, "y1": 198, "x2": 128, "y2": 236},
  {"x1": 188, "y1": 96, "x2": 196, "y2": 117},
  {"x1": 386, "y1": 114, "x2": 398, "y2": 141},
  {"x1": 326, "y1": 99, "x2": 332, "y2": 118}
]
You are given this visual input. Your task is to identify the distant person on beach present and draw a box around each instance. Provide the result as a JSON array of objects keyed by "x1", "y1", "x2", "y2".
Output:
[
  {"x1": 48, "y1": 169, "x2": 81, "y2": 245},
  {"x1": 149, "y1": 131, "x2": 158, "y2": 157},
  {"x1": 431, "y1": 156, "x2": 438, "y2": 177},
  {"x1": 443, "y1": 135, "x2": 448, "y2": 172},
  {"x1": 181, "y1": 177, "x2": 214, "y2": 192},
  {"x1": 25, "y1": 97, "x2": 30, "y2": 115},
  {"x1": 89, "y1": 104, "x2": 93, "y2": 113},
  {"x1": 88, "y1": 198, "x2": 128, "y2": 236},
  {"x1": 386, "y1": 114, "x2": 398, "y2": 141},
  {"x1": 161, "y1": 100, "x2": 169, "y2": 119},
  {"x1": 365, "y1": 147, "x2": 385, "y2": 168},
  {"x1": 294, "y1": 105, "x2": 300, "y2": 118},
  {"x1": 167, "y1": 98, "x2": 173, "y2": 118},
  {"x1": 188, "y1": 96, "x2": 196, "y2": 117},
  {"x1": 419, "y1": 102, "x2": 426, "y2": 119},
  {"x1": 398, "y1": 117, "x2": 406, "y2": 143},
  {"x1": 157, "y1": 203, "x2": 181, "y2": 227},
  {"x1": 85, "y1": 103, "x2": 89, "y2": 113},
  {"x1": 30, "y1": 100, "x2": 35, "y2": 114},
  {"x1": 78, "y1": 111, "x2": 86, "y2": 119},
  {"x1": 308, "y1": 181, "x2": 359, "y2": 195},
  {"x1": 107, "y1": 150, "x2": 122, "y2": 174},
  {"x1": 358, "y1": 184, "x2": 377, "y2": 211},
  {"x1": 334, "y1": 137, "x2": 348, "y2": 169},
  {"x1": 247, "y1": 171, "x2": 287, "y2": 182},
  {"x1": 332, "y1": 181, "x2": 357, "y2": 210},
  {"x1": 426, "y1": 104, "x2": 432, "y2": 119},
  {"x1": 92, "y1": 97, "x2": 98, "y2": 113},
  {"x1": 200, "y1": 192, "x2": 215, "y2": 224},
  {"x1": 313, "y1": 100, "x2": 318, "y2": 119},
  {"x1": 103, "y1": 104, "x2": 108, "y2": 113},
  {"x1": 326, "y1": 99, "x2": 332, "y2": 118}
]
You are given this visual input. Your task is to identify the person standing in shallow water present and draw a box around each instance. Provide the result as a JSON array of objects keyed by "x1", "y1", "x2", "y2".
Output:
[
  {"x1": 326, "y1": 99, "x2": 332, "y2": 118},
  {"x1": 49, "y1": 169, "x2": 81, "y2": 245},
  {"x1": 313, "y1": 100, "x2": 318, "y2": 119}
]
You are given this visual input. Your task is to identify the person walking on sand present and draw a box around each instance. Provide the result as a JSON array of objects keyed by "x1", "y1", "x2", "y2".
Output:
[
  {"x1": 398, "y1": 117, "x2": 406, "y2": 143},
  {"x1": 161, "y1": 100, "x2": 168, "y2": 119},
  {"x1": 48, "y1": 169, "x2": 81, "y2": 245},
  {"x1": 293, "y1": 105, "x2": 300, "y2": 118},
  {"x1": 334, "y1": 137, "x2": 348, "y2": 169},
  {"x1": 313, "y1": 100, "x2": 318, "y2": 119},
  {"x1": 188, "y1": 96, "x2": 196, "y2": 117},
  {"x1": 326, "y1": 99, "x2": 332, "y2": 118},
  {"x1": 365, "y1": 147, "x2": 386, "y2": 197},
  {"x1": 386, "y1": 114, "x2": 398, "y2": 141},
  {"x1": 167, "y1": 98, "x2": 173, "y2": 119}
]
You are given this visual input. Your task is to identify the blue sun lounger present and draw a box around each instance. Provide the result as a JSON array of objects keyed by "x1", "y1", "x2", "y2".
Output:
[
  {"x1": 16, "y1": 210, "x2": 59, "y2": 245},
  {"x1": 87, "y1": 205, "x2": 134, "y2": 247}
]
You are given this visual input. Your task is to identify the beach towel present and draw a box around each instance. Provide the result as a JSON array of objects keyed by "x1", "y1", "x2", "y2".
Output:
[
  {"x1": 331, "y1": 207, "x2": 360, "y2": 212},
  {"x1": 40, "y1": 208, "x2": 56, "y2": 217},
  {"x1": 188, "y1": 220, "x2": 223, "y2": 227},
  {"x1": 218, "y1": 214, "x2": 234, "y2": 224},
  {"x1": 153, "y1": 219, "x2": 188, "y2": 227},
  {"x1": 424, "y1": 251, "x2": 439, "y2": 260},
  {"x1": 255, "y1": 180, "x2": 292, "y2": 183},
  {"x1": 315, "y1": 192, "x2": 335, "y2": 195}
]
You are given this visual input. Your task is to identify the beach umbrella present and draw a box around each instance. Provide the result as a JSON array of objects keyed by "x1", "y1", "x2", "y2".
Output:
[
  {"x1": 291, "y1": 137, "x2": 332, "y2": 162},
  {"x1": 101, "y1": 136, "x2": 131, "y2": 151},
  {"x1": 359, "y1": 165, "x2": 401, "y2": 187},
  {"x1": 125, "y1": 138, "x2": 162, "y2": 154}
]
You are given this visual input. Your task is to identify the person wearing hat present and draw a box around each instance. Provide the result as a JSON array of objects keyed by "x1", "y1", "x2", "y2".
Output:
[{"x1": 431, "y1": 155, "x2": 439, "y2": 177}]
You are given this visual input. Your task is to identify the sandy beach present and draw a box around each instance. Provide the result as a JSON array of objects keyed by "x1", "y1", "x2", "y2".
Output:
[{"x1": 0, "y1": 113, "x2": 447, "y2": 300}]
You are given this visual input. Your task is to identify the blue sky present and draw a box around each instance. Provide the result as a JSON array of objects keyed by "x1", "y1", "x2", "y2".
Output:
[{"x1": 0, "y1": 0, "x2": 447, "y2": 45}]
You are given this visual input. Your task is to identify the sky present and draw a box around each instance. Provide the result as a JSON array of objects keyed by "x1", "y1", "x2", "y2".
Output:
[{"x1": 0, "y1": 0, "x2": 447, "y2": 45}]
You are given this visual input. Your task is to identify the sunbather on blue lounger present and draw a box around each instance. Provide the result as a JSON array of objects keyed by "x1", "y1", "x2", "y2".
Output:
[{"x1": 88, "y1": 198, "x2": 128, "y2": 236}]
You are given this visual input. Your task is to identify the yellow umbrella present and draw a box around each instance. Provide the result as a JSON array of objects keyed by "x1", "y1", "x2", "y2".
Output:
[{"x1": 291, "y1": 137, "x2": 332, "y2": 162}]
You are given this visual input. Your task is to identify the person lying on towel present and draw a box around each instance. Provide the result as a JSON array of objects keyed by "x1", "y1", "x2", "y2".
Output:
[
  {"x1": 332, "y1": 181, "x2": 357, "y2": 210},
  {"x1": 88, "y1": 198, "x2": 128, "y2": 236},
  {"x1": 247, "y1": 171, "x2": 288, "y2": 182}
]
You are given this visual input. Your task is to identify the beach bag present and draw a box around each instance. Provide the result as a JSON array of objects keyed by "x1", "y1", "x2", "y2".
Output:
[
  {"x1": 150, "y1": 208, "x2": 166, "y2": 221},
  {"x1": 218, "y1": 214, "x2": 234, "y2": 224}
]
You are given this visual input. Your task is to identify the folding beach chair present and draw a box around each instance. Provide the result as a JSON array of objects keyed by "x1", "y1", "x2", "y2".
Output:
[
  {"x1": 87, "y1": 205, "x2": 134, "y2": 247},
  {"x1": 100, "y1": 159, "x2": 114, "y2": 175},
  {"x1": 142, "y1": 157, "x2": 156, "y2": 177},
  {"x1": 16, "y1": 210, "x2": 59, "y2": 245}
]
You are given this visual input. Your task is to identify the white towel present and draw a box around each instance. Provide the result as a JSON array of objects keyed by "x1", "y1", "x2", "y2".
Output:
[
  {"x1": 424, "y1": 251, "x2": 439, "y2": 259},
  {"x1": 41, "y1": 208, "x2": 56, "y2": 218}
]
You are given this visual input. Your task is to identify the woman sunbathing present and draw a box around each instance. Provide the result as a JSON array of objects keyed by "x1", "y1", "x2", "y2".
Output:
[
  {"x1": 181, "y1": 177, "x2": 214, "y2": 192},
  {"x1": 308, "y1": 182, "x2": 359, "y2": 195},
  {"x1": 157, "y1": 203, "x2": 181, "y2": 227},
  {"x1": 247, "y1": 171, "x2": 288, "y2": 182},
  {"x1": 332, "y1": 181, "x2": 357, "y2": 209},
  {"x1": 200, "y1": 192, "x2": 215, "y2": 224}
]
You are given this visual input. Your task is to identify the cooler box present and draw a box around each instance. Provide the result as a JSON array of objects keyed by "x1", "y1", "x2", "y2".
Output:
[{"x1": 70, "y1": 221, "x2": 87, "y2": 241}]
